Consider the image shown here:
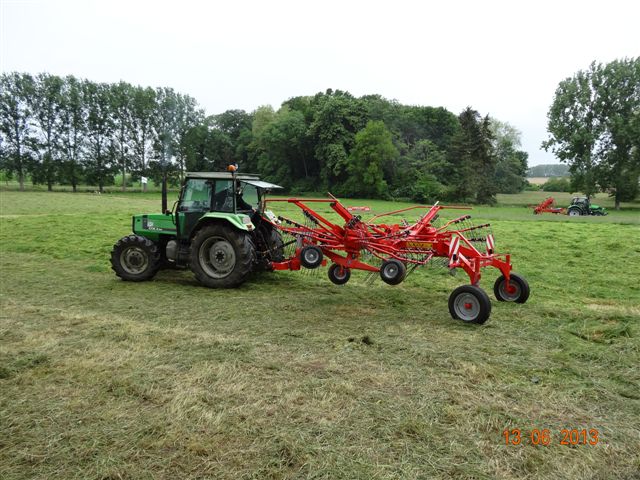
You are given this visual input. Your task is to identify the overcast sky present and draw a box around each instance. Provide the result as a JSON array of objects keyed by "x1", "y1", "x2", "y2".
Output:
[{"x1": 1, "y1": 0, "x2": 638, "y2": 165}]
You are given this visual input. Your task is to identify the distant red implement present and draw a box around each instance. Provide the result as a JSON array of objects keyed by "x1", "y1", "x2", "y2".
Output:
[
  {"x1": 533, "y1": 197, "x2": 566, "y2": 215},
  {"x1": 346, "y1": 206, "x2": 371, "y2": 212}
]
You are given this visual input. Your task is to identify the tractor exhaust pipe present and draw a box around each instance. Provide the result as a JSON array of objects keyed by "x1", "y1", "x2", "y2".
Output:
[{"x1": 161, "y1": 173, "x2": 168, "y2": 214}]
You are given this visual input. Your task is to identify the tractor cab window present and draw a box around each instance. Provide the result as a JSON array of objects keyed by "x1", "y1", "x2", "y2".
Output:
[
  {"x1": 180, "y1": 179, "x2": 212, "y2": 212},
  {"x1": 237, "y1": 182, "x2": 259, "y2": 212},
  {"x1": 212, "y1": 179, "x2": 234, "y2": 212}
]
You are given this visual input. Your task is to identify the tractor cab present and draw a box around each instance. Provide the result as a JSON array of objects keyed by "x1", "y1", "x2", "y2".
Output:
[
  {"x1": 570, "y1": 196, "x2": 589, "y2": 207},
  {"x1": 567, "y1": 196, "x2": 607, "y2": 216},
  {"x1": 175, "y1": 172, "x2": 281, "y2": 240},
  {"x1": 178, "y1": 172, "x2": 267, "y2": 215}
]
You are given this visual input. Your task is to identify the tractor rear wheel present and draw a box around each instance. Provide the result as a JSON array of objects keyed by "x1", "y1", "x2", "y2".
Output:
[
  {"x1": 493, "y1": 273, "x2": 530, "y2": 303},
  {"x1": 111, "y1": 235, "x2": 161, "y2": 281},
  {"x1": 568, "y1": 208, "x2": 581, "y2": 216},
  {"x1": 448, "y1": 285, "x2": 492, "y2": 324},
  {"x1": 268, "y1": 229, "x2": 285, "y2": 262},
  {"x1": 328, "y1": 264, "x2": 351, "y2": 285},
  {"x1": 380, "y1": 259, "x2": 406, "y2": 285},
  {"x1": 190, "y1": 224, "x2": 255, "y2": 288}
]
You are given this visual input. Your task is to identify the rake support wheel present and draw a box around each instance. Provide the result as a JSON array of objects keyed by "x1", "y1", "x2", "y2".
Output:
[
  {"x1": 380, "y1": 259, "x2": 406, "y2": 285},
  {"x1": 328, "y1": 264, "x2": 351, "y2": 285},
  {"x1": 300, "y1": 245, "x2": 323, "y2": 269},
  {"x1": 493, "y1": 273, "x2": 530, "y2": 303},
  {"x1": 448, "y1": 285, "x2": 492, "y2": 324}
]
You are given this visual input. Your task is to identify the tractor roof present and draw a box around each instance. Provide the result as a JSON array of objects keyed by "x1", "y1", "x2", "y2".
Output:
[
  {"x1": 186, "y1": 171, "x2": 260, "y2": 180},
  {"x1": 185, "y1": 172, "x2": 282, "y2": 189}
]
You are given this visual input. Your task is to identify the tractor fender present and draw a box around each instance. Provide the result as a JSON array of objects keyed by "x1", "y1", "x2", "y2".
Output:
[{"x1": 191, "y1": 212, "x2": 255, "y2": 238}]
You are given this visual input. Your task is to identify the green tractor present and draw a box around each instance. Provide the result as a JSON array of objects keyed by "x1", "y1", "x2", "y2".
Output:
[
  {"x1": 110, "y1": 171, "x2": 284, "y2": 288},
  {"x1": 566, "y1": 196, "x2": 608, "y2": 216}
]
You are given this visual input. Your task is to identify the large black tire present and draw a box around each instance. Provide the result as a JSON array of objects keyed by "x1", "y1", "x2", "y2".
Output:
[
  {"x1": 190, "y1": 224, "x2": 255, "y2": 288},
  {"x1": 111, "y1": 235, "x2": 161, "y2": 281},
  {"x1": 380, "y1": 259, "x2": 406, "y2": 285},
  {"x1": 328, "y1": 264, "x2": 351, "y2": 285},
  {"x1": 300, "y1": 245, "x2": 323, "y2": 269},
  {"x1": 448, "y1": 285, "x2": 492, "y2": 324},
  {"x1": 568, "y1": 208, "x2": 581, "y2": 217},
  {"x1": 268, "y1": 229, "x2": 285, "y2": 262},
  {"x1": 493, "y1": 273, "x2": 530, "y2": 303}
]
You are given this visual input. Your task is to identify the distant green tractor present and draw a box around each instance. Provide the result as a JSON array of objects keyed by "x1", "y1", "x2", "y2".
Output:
[
  {"x1": 566, "y1": 197, "x2": 608, "y2": 216},
  {"x1": 110, "y1": 171, "x2": 284, "y2": 287}
]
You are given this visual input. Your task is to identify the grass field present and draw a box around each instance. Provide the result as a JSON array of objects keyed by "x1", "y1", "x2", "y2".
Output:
[{"x1": 1, "y1": 190, "x2": 639, "y2": 479}]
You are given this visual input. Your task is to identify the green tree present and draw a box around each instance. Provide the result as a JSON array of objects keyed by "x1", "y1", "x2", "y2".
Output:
[
  {"x1": 448, "y1": 108, "x2": 497, "y2": 203},
  {"x1": 541, "y1": 177, "x2": 571, "y2": 192},
  {"x1": 214, "y1": 109, "x2": 251, "y2": 142},
  {"x1": 592, "y1": 58, "x2": 640, "y2": 207},
  {"x1": 343, "y1": 120, "x2": 397, "y2": 198},
  {"x1": 393, "y1": 140, "x2": 448, "y2": 201},
  {"x1": 0, "y1": 72, "x2": 35, "y2": 191},
  {"x1": 83, "y1": 81, "x2": 116, "y2": 192},
  {"x1": 30, "y1": 73, "x2": 65, "y2": 190},
  {"x1": 213, "y1": 109, "x2": 253, "y2": 166},
  {"x1": 489, "y1": 118, "x2": 528, "y2": 193},
  {"x1": 395, "y1": 105, "x2": 460, "y2": 150},
  {"x1": 110, "y1": 81, "x2": 135, "y2": 191},
  {"x1": 58, "y1": 75, "x2": 86, "y2": 191},
  {"x1": 181, "y1": 119, "x2": 233, "y2": 172},
  {"x1": 543, "y1": 57, "x2": 640, "y2": 207},
  {"x1": 309, "y1": 90, "x2": 367, "y2": 189},
  {"x1": 253, "y1": 107, "x2": 308, "y2": 188},
  {"x1": 245, "y1": 105, "x2": 276, "y2": 174},
  {"x1": 152, "y1": 88, "x2": 203, "y2": 183},
  {"x1": 128, "y1": 86, "x2": 156, "y2": 191},
  {"x1": 543, "y1": 62, "x2": 602, "y2": 198}
]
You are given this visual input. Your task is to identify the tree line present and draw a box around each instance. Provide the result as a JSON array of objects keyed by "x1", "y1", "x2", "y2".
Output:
[
  {"x1": 0, "y1": 73, "x2": 201, "y2": 192},
  {"x1": 544, "y1": 57, "x2": 640, "y2": 209},
  {"x1": 1, "y1": 73, "x2": 529, "y2": 202}
]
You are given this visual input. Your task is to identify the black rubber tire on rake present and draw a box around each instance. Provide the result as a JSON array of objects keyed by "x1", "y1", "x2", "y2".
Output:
[
  {"x1": 493, "y1": 273, "x2": 530, "y2": 303},
  {"x1": 328, "y1": 264, "x2": 351, "y2": 285},
  {"x1": 300, "y1": 245, "x2": 323, "y2": 269},
  {"x1": 448, "y1": 285, "x2": 492, "y2": 324},
  {"x1": 380, "y1": 259, "x2": 407, "y2": 285}
]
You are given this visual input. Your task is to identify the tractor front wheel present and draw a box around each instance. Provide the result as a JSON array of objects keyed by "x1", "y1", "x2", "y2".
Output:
[
  {"x1": 448, "y1": 285, "x2": 492, "y2": 324},
  {"x1": 328, "y1": 264, "x2": 351, "y2": 285},
  {"x1": 111, "y1": 235, "x2": 161, "y2": 281},
  {"x1": 380, "y1": 259, "x2": 406, "y2": 285},
  {"x1": 190, "y1": 224, "x2": 255, "y2": 288},
  {"x1": 493, "y1": 273, "x2": 530, "y2": 303}
]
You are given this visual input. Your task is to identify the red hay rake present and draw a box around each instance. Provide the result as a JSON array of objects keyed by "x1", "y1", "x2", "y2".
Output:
[
  {"x1": 264, "y1": 194, "x2": 530, "y2": 324},
  {"x1": 533, "y1": 197, "x2": 566, "y2": 215}
]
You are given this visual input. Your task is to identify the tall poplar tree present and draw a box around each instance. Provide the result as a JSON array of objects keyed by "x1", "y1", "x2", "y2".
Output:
[{"x1": 0, "y1": 73, "x2": 35, "y2": 191}]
